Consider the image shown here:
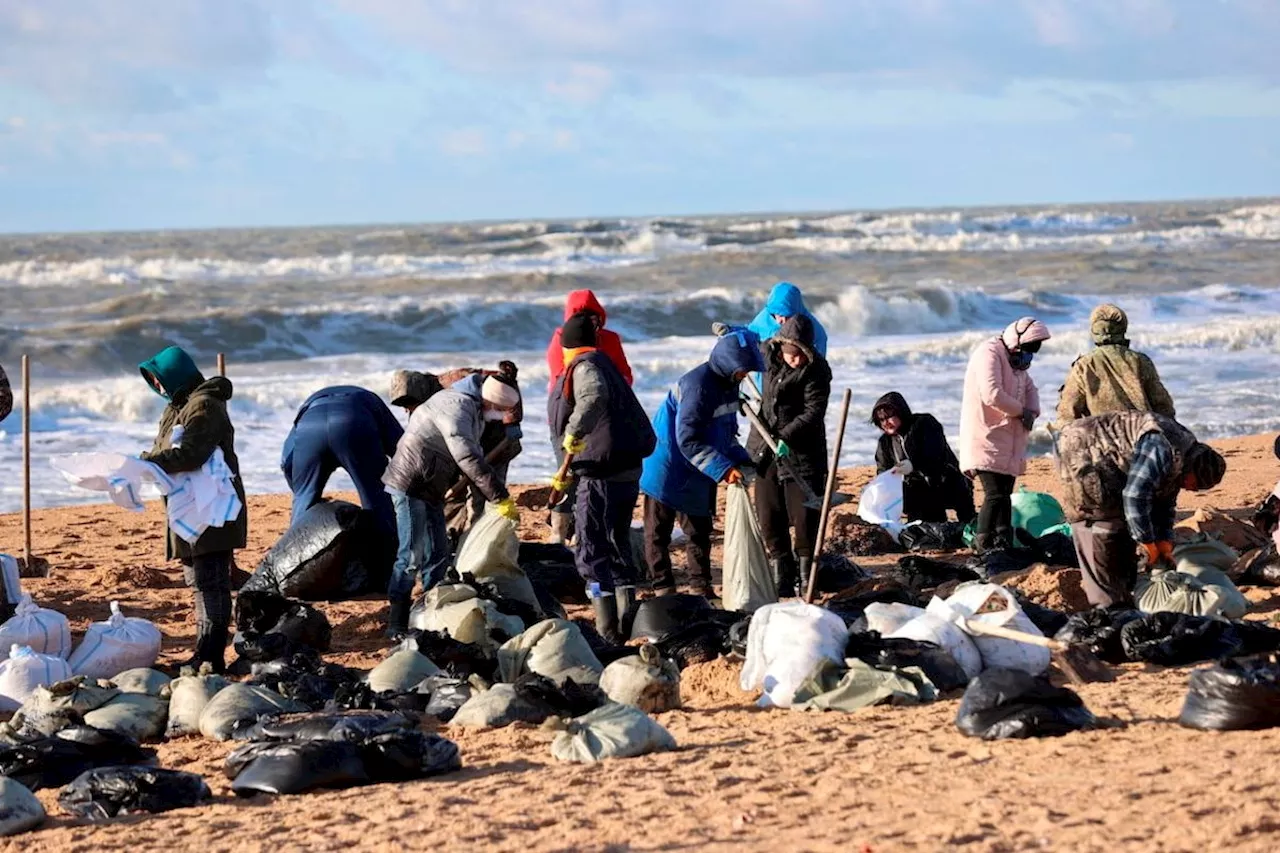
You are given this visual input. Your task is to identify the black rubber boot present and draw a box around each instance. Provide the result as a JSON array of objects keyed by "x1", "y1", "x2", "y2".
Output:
[
  {"x1": 614, "y1": 585, "x2": 637, "y2": 625},
  {"x1": 194, "y1": 624, "x2": 228, "y2": 675},
  {"x1": 797, "y1": 557, "x2": 814, "y2": 599},
  {"x1": 593, "y1": 593, "x2": 621, "y2": 644},
  {"x1": 385, "y1": 596, "x2": 412, "y2": 640},
  {"x1": 770, "y1": 554, "x2": 799, "y2": 598}
]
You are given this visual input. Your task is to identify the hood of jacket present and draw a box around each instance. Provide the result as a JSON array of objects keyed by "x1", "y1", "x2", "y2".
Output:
[
  {"x1": 139, "y1": 346, "x2": 205, "y2": 401},
  {"x1": 708, "y1": 327, "x2": 765, "y2": 379},
  {"x1": 453, "y1": 372, "x2": 486, "y2": 402},
  {"x1": 764, "y1": 281, "x2": 806, "y2": 317},
  {"x1": 563, "y1": 289, "x2": 608, "y2": 324},
  {"x1": 769, "y1": 314, "x2": 817, "y2": 361},
  {"x1": 1090, "y1": 303, "x2": 1129, "y2": 346},
  {"x1": 870, "y1": 391, "x2": 913, "y2": 425}
]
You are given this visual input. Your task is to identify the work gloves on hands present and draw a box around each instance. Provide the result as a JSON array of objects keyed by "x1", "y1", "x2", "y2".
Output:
[
  {"x1": 1141, "y1": 540, "x2": 1175, "y2": 570},
  {"x1": 550, "y1": 470, "x2": 574, "y2": 494},
  {"x1": 492, "y1": 497, "x2": 520, "y2": 523},
  {"x1": 562, "y1": 433, "x2": 587, "y2": 455}
]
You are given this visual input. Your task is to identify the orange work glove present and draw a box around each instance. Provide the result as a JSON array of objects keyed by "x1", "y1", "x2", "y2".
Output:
[
  {"x1": 723, "y1": 468, "x2": 744, "y2": 486},
  {"x1": 1142, "y1": 541, "x2": 1174, "y2": 567}
]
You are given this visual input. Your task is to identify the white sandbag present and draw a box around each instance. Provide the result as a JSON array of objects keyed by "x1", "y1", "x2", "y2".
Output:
[
  {"x1": 409, "y1": 584, "x2": 526, "y2": 652},
  {"x1": 0, "y1": 645, "x2": 74, "y2": 712},
  {"x1": 863, "y1": 602, "x2": 926, "y2": 636},
  {"x1": 67, "y1": 601, "x2": 162, "y2": 680},
  {"x1": 740, "y1": 602, "x2": 849, "y2": 709},
  {"x1": 0, "y1": 594, "x2": 72, "y2": 660},
  {"x1": 165, "y1": 668, "x2": 230, "y2": 737},
  {"x1": 938, "y1": 584, "x2": 1050, "y2": 676},
  {"x1": 198, "y1": 683, "x2": 307, "y2": 742},
  {"x1": 9, "y1": 676, "x2": 119, "y2": 736},
  {"x1": 450, "y1": 683, "x2": 549, "y2": 729},
  {"x1": 455, "y1": 508, "x2": 544, "y2": 616},
  {"x1": 721, "y1": 482, "x2": 778, "y2": 613},
  {"x1": 366, "y1": 648, "x2": 441, "y2": 694},
  {"x1": 550, "y1": 702, "x2": 677, "y2": 763},
  {"x1": 1174, "y1": 540, "x2": 1249, "y2": 619},
  {"x1": 0, "y1": 776, "x2": 45, "y2": 837},
  {"x1": 497, "y1": 619, "x2": 604, "y2": 685},
  {"x1": 110, "y1": 668, "x2": 171, "y2": 696},
  {"x1": 599, "y1": 645, "x2": 681, "y2": 713},
  {"x1": 857, "y1": 470, "x2": 905, "y2": 541},
  {"x1": 1135, "y1": 570, "x2": 1224, "y2": 618},
  {"x1": 82, "y1": 692, "x2": 168, "y2": 742},
  {"x1": 888, "y1": 611, "x2": 983, "y2": 681}
]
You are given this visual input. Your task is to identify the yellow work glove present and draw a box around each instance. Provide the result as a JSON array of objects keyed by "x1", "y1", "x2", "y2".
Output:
[
  {"x1": 562, "y1": 433, "x2": 587, "y2": 455},
  {"x1": 492, "y1": 497, "x2": 520, "y2": 523},
  {"x1": 550, "y1": 469, "x2": 574, "y2": 493}
]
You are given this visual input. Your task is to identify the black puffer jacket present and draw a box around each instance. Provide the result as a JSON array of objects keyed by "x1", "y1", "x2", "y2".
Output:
[
  {"x1": 871, "y1": 392, "x2": 962, "y2": 486},
  {"x1": 746, "y1": 315, "x2": 832, "y2": 485}
]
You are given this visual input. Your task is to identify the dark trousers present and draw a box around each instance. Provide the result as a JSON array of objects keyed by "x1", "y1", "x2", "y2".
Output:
[
  {"x1": 184, "y1": 550, "x2": 233, "y2": 634},
  {"x1": 1072, "y1": 520, "x2": 1139, "y2": 608},
  {"x1": 754, "y1": 460, "x2": 819, "y2": 559},
  {"x1": 574, "y1": 478, "x2": 640, "y2": 594},
  {"x1": 283, "y1": 405, "x2": 395, "y2": 536},
  {"x1": 974, "y1": 471, "x2": 1016, "y2": 550},
  {"x1": 903, "y1": 471, "x2": 977, "y2": 524},
  {"x1": 644, "y1": 496, "x2": 713, "y2": 590}
]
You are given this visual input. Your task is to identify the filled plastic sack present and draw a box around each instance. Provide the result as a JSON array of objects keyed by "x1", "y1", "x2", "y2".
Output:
[
  {"x1": 550, "y1": 702, "x2": 677, "y2": 763},
  {"x1": 1054, "y1": 608, "x2": 1142, "y2": 664},
  {"x1": 407, "y1": 630, "x2": 496, "y2": 681},
  {"x1": 1175, "y1": 506, "x2": 1269, "y2": 554},
  {"x1": 498, "y1": 619, "x2": 604, "y2": 685},
  {"x1": 963, "y1": 547, "x2": 1040, "y2": 579},
  {"x1": 58, "y1": 766, "x2": 211, "y2": 820},
  {"x1": 198, "y1": 683, "x2": 308, "y2": 741},
  {"x1": 366, "y1": 648, "x2": 441, "y2": 694},
  {"x1": 1173, "y1": 539, "x2": 1249, "y2": 619},
  {"x1": 81, "y1": 693, "x2": 168, "y2": 742},
  {"x1": 940, "y1": 584, "x2": 1051, "y2": 676},
  {"x1": 1179, "y1": 655, "x2": 1280, "y2": 731},
  {"x1": 0, "y1": 645, "x2": 74, "y2": 712},
  {"x1": 110, "y1": 668, "x2": 170, "y2": 696},
  {"x1": 721, "y1": 482, "x2": 777, "y2": 613},
  {"x1": 409, "y1": 583, "x2": 525, "y2": 652},
  {"x1": 1118, "y1": 612, "x2": 1280, "y2": 666},
  {"x1": 857, "y1": 470, "x2": 904, "y2": 541},
  {"x1": 898, "y1": 521, "x2": 967, "y2": 553},
  {"x1": 233, "y1": 590, "x2": 332, "y2": 662},
  {"x1": 889, "y1": 556, "x2": 981, "y2": 592},
  {"x1": 226, "y1": 739, "x2": 367, "y2": 795},
  {"x1": 1009, "y1": 489, "x2": 1067, "y2": 539},
  {"x1": 450, "y1": 683, "x2": 553, "y2": 728},
  {"x1": 0, "y1": 595, "x2": 71, "y2": 660},
  {"x1": 8, "y1": 676, "x2": 120, "y2": 736},
  {"x1": 1239, "y1": 542, "x2": 1280, "y2": 587},
  {"x1": 1135, "y1": 570, "x2": 1224, "y2": 618},
  {"x1": 456, "y1": 508, "x2": 544, "y2": 617},
  {"x1": 359, "y1": 729, "x2": 462, "y2": 782},
  {"x1": 886, "y1": 611, "x2": 983, "y2": 681},
  {"x1": 0, "y1": 776, "x2": 44, "y2": 837},
  {"x1": 740, "y1": 602, "x2": 849, "y2": 708},
  {"x1": 166, "y1": 666, "x2": 230, "y2": 737},
  {"x1": 66, "y1": 601, "x2": 162, "y2": 680},
  {"x1": 599, "y1": 644, "x2": 681, "y2": 713},
  {"x1": 844, "y1": 632, "x2": 970, "y2": 693},
  {"x1": 0, "y1": 726, "x2": 154, "y2": 791},
  {"x1": 626, "y1": 595, "x2": 713, "y2": 643},
  {"x1": 655, "y1": 614, "x2": 740, "y2": 669},
  {"x1": 1016, "y1": 528, "x2": 1080, "y2": 568},
  {"x1": 240, "y1": 709, "x2": 413, "y2": 743},
  {"x1": 955, "y1": 667, "x2": 1096, "y2": 740},
  {"x1": 420, "y1": 676, "x2": 474, "y2": 722},
  {"x1": 793, "y1": 657, "x2": 936, "y2": 712},
  {"x1": 862, "y1": 602, "x2": 926, "y2": 636},
  {"x1": 241, "y1": 500, "x2": 391, "y2": 601}
]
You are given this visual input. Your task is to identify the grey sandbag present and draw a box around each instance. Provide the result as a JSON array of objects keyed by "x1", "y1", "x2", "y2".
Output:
[
  {"x1": 721, "y1": 482, "x2": 777, "y2": 613},
  {"x1": 450, "y1": 683, "x2": 550, "y2": 729},
  {"x1": 498, "y1": 619, "x2": 604, "y2": 685},
  {"x1": 165, "y1": 667, "x2": 230, "y2": 737},
  {"x1": 955, "y1": 667, "x2": 1096, "y2": 739},
  {"x1": 792, "y1": 658, "x2": 936, "y2": 712},
  {"x1": 110, "y1": 668, "x2": 171, "y2": 697},
  {"x1": 409, "y1": 583, "x2": 525, "y2": 652},
  {"x1": 1173, "y1": 538, "x2": 1249, "y2": 619},
  {"x1": 366, "y1": 648, "x2": 441, "y2": 694},
  {"x1": 226, "y1": 739, "x2": 369, "y2": 796},
  {"x1": 198, "y1": 683, "x2": 308, "y2": 742},
  {"x1": 58, "y1": 766, "x2": 211, "y2": 820},
  {"x1": 455, "y1": 509, "x2": 544, "y2": 617},
  {"x1": 550, "y1": 702, "x2": 677, "y2": 763},
  {"x1": 1135, "y1": 569, "x2": 1224, "y2": 618},
  {"x1": 0, "y1": 776, "x2": 44, "y2": 837},
  {"x1": 7, "y1": 676, "x2": 120, "y2": 737},
  {"x1": 599, "y1": 645, "x2": 681, "y2": 713},
  {"x1": 82, "y1": 693, "x2": 168, "y2": 743}
]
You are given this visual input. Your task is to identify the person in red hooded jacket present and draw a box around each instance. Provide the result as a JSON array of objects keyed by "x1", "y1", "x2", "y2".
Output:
[{"x1": 546, "y1": 290, "x2": 633, "y2": 391}]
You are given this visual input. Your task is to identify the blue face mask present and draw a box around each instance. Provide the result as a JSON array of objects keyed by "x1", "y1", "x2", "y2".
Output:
[{"x1": 1009, "y1": 350, "x2": 1034, "y2": 371}]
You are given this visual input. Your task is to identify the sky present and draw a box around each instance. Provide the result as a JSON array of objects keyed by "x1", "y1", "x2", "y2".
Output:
[{"x1": 1, "y1": 0, "x2": 1279, "y2": 232}]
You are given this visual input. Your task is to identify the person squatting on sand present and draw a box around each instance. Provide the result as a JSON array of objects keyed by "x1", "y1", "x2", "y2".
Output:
[
  {"x1": 1054, "y1": 411, "x2": 1226, "y2": 607},
  {"x1": 545, "y1": 290, "x2": 634, "y2": 546},
  {"x1": 872, "y1": 391, "x2": 975, "y2": 525},
  {"x1": 381, "y1": 371, "x2": 521, "y2": 636},
  {"x1": 960, "y1": 317, "x2": 1051, "y2": 553},
  {"x1": 746, "y1": 314, "x2": 831, "y2": 598},
  {"x1": 281, "y1": 385, "x2": 404, "y2": 536},
  {"x1": 547, "y1": 313, "x2": 656, "y2": 639},
  {"x1": 1056, "y1": 303, "x2": 1176, "y2": 425},
  {"x1": 139, "y1": 346, "x2": 248, "y2": 673},
  {"x1": 640, "y1": 327, "x2": 764, "y2": 598}
]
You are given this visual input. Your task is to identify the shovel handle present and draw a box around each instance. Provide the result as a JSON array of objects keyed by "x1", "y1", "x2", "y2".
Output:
[
  {"x1": 546, "y1": 452, "x2": 575, "y2": 509},
  {"x1": 963, "y1": 619, "x2": 1066, "y2": 651},
  {"x1": 445, "y1": 438, "x2": 512, "y2": 502}
]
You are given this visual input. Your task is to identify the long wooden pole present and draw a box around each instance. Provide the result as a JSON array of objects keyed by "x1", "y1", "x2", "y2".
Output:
[
  {"x1": 804, "y1": 388, "x2": 851, "y2": 603},
  {"x1": 22, "y1": 355, "x2": 31, "y2": 569},
  {"x1": 217, "y1": 353, "x2": 226, "y2": 377}
]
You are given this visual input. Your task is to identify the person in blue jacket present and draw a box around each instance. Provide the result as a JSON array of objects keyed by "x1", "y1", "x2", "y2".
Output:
[
  {"x1": 747, "y1": 281, "x2": 829, "y2": 356},
  {"x1": 640, "y1": 328, "x2": 765, "y2": 597},
  {"x1": 281, "y1": 386, "x2": 404, "y2": 536}
]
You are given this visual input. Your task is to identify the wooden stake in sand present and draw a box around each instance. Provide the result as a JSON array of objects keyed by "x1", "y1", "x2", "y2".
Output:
[
  {"x1": 21, "y1": 354, "x2": 31, "y2": 569},
  {"x1": 217, "y1": 353, "x2": 226, "y2": 377},
  {"x1": 804, "y1": 388, "x2": 852, "y2": 603}
]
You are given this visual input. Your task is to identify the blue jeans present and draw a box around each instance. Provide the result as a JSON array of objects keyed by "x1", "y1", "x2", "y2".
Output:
[{"x1": 387, "y1": 488, "x2": 451, "y2": 599}]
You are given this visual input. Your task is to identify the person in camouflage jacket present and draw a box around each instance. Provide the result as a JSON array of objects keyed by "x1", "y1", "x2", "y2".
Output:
[{"x1": 1056, "y1": 304, "x2": 1175, "y2": 424}]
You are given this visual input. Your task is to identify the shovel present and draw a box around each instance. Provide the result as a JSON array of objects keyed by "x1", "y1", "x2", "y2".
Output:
[
  {"x1": 546, "y1": 451, "x2": 575, "y2": 510},
  {"x1": 739, "y1": 399, "x2": 847, "y2": 510},
  {"x1": 444, "y1": 438, "x2": 512, "y2": 503},
  {"x1": 961, "y1": 620, "x2": 1114, "y2": 686}
]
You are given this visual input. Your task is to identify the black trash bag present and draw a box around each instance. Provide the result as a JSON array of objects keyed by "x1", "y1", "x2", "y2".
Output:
[
  {"x1": 58, "y1": 766, "x2": 211, "y2": 820},
  {"x1": 1179, "y1": 655, "x2": 1280, "y2": 731},
  {"x1": 899, "y1": 521, "x2": 968, "y2": 553},
  {"x1": 1232, "y1": 619, "x2": 1280, "y2": 656},
  {"x1": 360, "y1": 730, "x2": 462, "y2": 782},
  {"x1": 248, "y1": 651, "x2": 361, "y2": 710},
  {"x1": 324, "y1": 682, "x2": 430, "y2": 715},
  {"x1": 0, "y1": 727, "x2": 155, "y2": 791},
  {"x1": 890, "y1": 555, "x2": 981, "y2": 592},
  {"x1": 235, "y1": 589, "x2": 292, "y2": 635},
  {"x1": 845, "y1": 631, "x2": 971, "y2": 693},
  {"x1": 462, "y1": 575, "x2": 542, "y2": 632},
  {"x1": 226, "y1": 740, "x2": 369, "y2": 796},
  {"x1": 824, "y1": 582, "x2": 926, "y2": 627},
  {"x1": 1016, "y1": 529, "x2": 1079, "y2": 568},
  {"x1": 626, "y1": 594, "x2": 713, "y2": 643},
  {"x1": 1055, "y1": 608, "x2": 1143, "y2": 664},
  {"x1": 656, "y1": 619, "x2": 733, "y2": 669},
  {"x1": 964, "y1": 547, "x2": 1040, "y2": 579},
  {"x1": 518, "y1": 542, "x2": 588, "y2": 605},
  {"x1": 238, "y1": 710, "x2": 415, "y2": 743},
  {"x1": 234, "y1": 631, "x2": 304, "y2": 664},
  {"x1": 512, "y1": 674, "x2": 607, "y2": 718},
  {"x1": 729, "y1": 618, "x2": 751, "y2": 657},
  {"x1": 1015, "y1": 599, "x2": 1071, "y2": 638},
  {"x1": 1119, "y1": 612, "x2": 1249, "y2": 666},
  {"x1": 1240, "y1": 542, "x2": 1280, "y2": 587},
  {"x1": 418, "y1": 676, "x2": 474, "y2": 723},
  {"x1": 242, "y1": 500, "x2": 392, "y2": 601},
  {"x1": 814, "y1": 553, "x2": 870, "y2": 594},
  {"x1": 408, "y1": 630, "x2": 497, "y2": 681},
  {"x1": 955, "y1": 667, "x2": 1096, "y2": 740}
]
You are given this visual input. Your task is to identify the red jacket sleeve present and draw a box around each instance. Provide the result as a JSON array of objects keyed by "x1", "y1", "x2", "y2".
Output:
[
  {"x1": 546, "y1": 328, "x2": 565, "y2": 391},
  {"x1": 599, "y1": 330, "x2": 633, "y2": 386}
]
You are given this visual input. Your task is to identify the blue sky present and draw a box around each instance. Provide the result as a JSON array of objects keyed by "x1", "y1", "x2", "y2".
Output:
[{"x1": 1, "y1": 0, "x2": 1278, "y2": 232}]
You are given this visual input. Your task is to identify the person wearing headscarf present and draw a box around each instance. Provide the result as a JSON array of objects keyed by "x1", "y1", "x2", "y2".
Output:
[
  {"x1": 871, "y1": 392, "x2": 974, "y2": 525},
  {"x1": 959, "y1": 317, "x2": 1051, "y2": 552},
  {"x1": 1056, "y1": 303, "x2": 1175, "y2": 424}
]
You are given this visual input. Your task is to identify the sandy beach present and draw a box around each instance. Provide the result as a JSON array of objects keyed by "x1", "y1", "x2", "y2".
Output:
[{"x1": 2, "y1": 432, "x2": 1279, "y2": 852}]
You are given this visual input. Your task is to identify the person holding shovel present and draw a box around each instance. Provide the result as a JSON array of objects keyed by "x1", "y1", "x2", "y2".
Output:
[
  {"x1": 548, "y1": 314, "x2": 655, "y2": 639},
  {"x1": 746, "y1": 315, "x2": 831, "y2": 597}
]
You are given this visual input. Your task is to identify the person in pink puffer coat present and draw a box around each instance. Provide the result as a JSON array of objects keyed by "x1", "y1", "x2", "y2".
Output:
[{"x1": 959, "y1": 317, "x2": 1052, "y2": 551}]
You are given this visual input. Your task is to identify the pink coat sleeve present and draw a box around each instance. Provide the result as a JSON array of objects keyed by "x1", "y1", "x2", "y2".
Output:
[
  {"x1": 1024, "y1": 377, "x2": 1041, "y2": 417},
  {"x1": 978, "y1": 347, "x2": 1024, "y2": 417}
]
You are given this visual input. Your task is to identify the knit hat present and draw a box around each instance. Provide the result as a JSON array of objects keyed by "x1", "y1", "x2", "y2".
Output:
[
  {"x1": 1090, "y1": 304, "x2": 1129, "y2": 345},
  {"x1": 481, "y1": 375, "x2": 521, "y2": 409},
  {"x1": 1183, "y1": 442, "x2": 1227, "y2": 491},
  {"x1": 561, "y1": 312, "x2": 598, "y2": 349},
  {"x1": 389, "y1": 370, "x2": 442, "y2": 408}
]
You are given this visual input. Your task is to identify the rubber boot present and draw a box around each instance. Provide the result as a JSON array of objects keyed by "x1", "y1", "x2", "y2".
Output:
[
  {"x1": 615, "y1": 585, "x2": 636, "y2": 626},
  {"x1": 593, "y1": 593, "x2": 621, "y2": 644},
  {"x1": 194, "y1": 624, "x2": 228, "y2": 675},
  {"x1": 770, "y1": 554, "x2": 799, "y2": 598},
  {"x1": 385, "y1": 595, "x2": 412, "y2": 640},
  {"x1": 797, "y1": 557, "x2": 814, "y2": 600},
  {"x1": 548, "y1": 511, "x2": 573, "y2": 545}
]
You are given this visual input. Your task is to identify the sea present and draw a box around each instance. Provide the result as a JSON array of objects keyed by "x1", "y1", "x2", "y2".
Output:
[{"x1": 2, "y1": 198, "x2": 1279, "y2": 512}]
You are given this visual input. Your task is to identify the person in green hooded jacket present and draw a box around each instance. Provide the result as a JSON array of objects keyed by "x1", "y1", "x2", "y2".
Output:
[
  {"x1": 1056, "y1": 304, "x2": 1175, "y2": 425},
  {"x1": 139, "y1": 346, "x2": 248, "y2": 672}
]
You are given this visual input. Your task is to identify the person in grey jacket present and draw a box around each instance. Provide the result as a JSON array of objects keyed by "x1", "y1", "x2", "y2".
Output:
[{"x1": 382, "y1": 372, "x2": 522, "y2": 636}]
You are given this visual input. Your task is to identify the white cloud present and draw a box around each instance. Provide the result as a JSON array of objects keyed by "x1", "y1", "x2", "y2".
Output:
[
  {"x1": 544, "y1": 63, "x2": 615, "y2": 103},
  {"x1": 439, "y1": 127, "x2": 489, "y2": 156}
]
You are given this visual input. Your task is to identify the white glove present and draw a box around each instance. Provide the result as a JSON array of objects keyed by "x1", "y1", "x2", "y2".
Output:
[{"x1": 891, "y1": 459, "x2": 914, "y2": 477}]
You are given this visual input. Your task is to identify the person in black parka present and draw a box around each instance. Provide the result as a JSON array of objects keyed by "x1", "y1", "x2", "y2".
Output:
[
  {"x1": 871, "y1": 391, "x2": 975, "y2": 525},
  {"x1": 746, "y1": 314, "x2": 832, "y2": 597}
]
